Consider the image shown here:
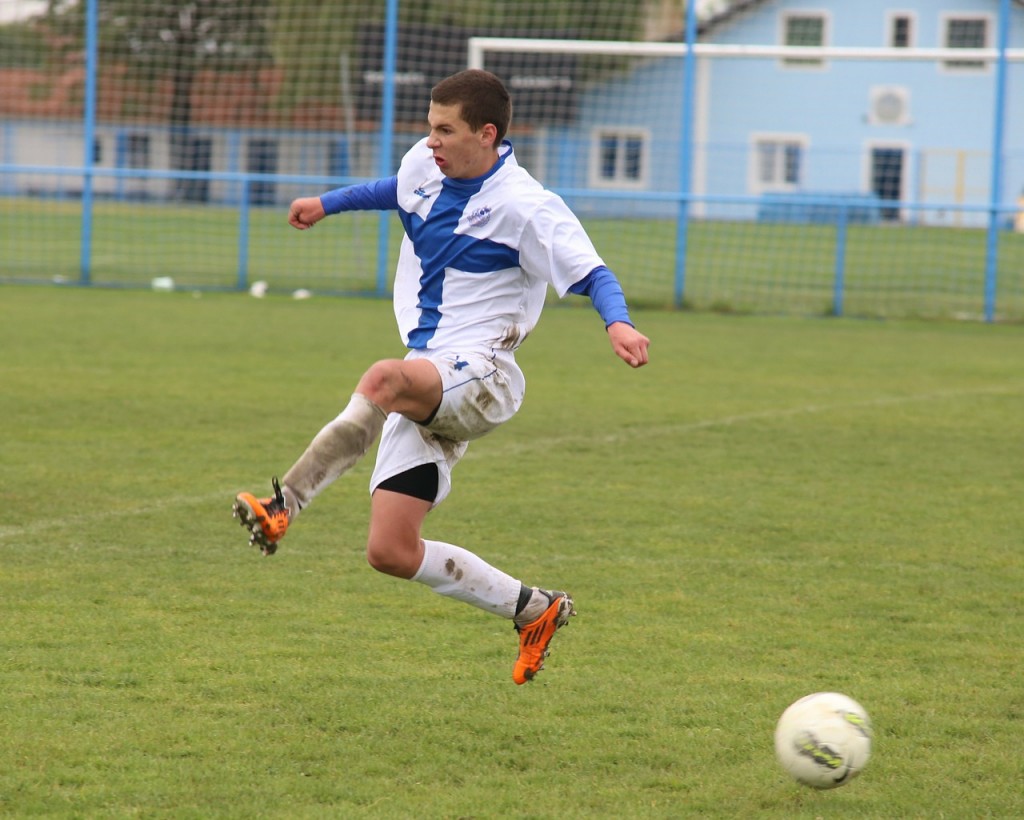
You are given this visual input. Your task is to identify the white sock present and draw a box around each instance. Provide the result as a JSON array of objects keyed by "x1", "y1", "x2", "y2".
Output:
[
  {"x1": 281, "y1": 393, "x2": 386, "y2": 518},
  {"x1": 411, "y1": 539, "x2": 522, "y2": 619},
  {"x1": 514, "y1": 587, "x2": 554, "y2": 627}
]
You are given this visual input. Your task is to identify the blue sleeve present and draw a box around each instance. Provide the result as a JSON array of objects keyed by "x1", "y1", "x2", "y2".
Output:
[
  {"x1": 568, "y1": 265, "x2": 634, "y2": 328},
  {"x1": 320, "y1": 176, "x2": 399, "y2": 214}
]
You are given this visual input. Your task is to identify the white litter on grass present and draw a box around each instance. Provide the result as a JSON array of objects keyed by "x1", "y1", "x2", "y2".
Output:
[
  {"x1": 249, "y1": 280, "x2": 269, "y2": 298},
  {"x1": 151, "y1": 276, "x2": 175, "y2": 291},
  {"x1": 292, "y1": 289, "x2": 313, "y2": 300}
]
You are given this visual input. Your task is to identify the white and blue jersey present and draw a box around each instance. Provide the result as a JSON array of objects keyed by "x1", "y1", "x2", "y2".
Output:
[{"x1": 322, "y1": 138, "x2": 609, "y2": 353}]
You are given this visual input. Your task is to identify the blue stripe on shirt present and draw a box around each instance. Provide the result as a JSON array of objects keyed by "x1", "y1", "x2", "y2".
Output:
[{"x1": 402, "y1": 181, "x2": 519, "y2": 349}]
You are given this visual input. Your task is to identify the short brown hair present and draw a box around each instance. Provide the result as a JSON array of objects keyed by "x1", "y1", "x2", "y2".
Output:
[{"x1": 431, "y1": 69, "x2": 512, "y2": 145}]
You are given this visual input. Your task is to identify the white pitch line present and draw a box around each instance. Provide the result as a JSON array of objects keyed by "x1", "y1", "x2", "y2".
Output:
[
  {"x1": 1, "y1": 383, "x2": 1018, "y2": 542},
  {"x1": 0, "y1": 491, "x2": 232, "y2": 543},
  {"x1": 465, "y1": 382, "x2": 1023, "y2": 459}
]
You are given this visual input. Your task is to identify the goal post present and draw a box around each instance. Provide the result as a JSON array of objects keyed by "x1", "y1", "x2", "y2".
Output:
[
  {"x1": 470, "y1": 38, "x2": 1024, "y2": 66},
  {"x1": 466, "y1": 36, "x2": 1024, "y2": 317}
]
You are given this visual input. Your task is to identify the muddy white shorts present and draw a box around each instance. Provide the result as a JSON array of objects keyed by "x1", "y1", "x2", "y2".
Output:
[{"x1": 369, "y1": 348, "x2": 525, "y2": 506}]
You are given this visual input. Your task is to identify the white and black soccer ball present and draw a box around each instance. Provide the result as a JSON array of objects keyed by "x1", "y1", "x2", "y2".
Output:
[{"x1": 774, "y1": 692, "x2": 872, "y2": 789}]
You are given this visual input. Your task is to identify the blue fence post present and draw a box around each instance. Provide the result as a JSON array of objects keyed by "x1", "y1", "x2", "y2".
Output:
[
  {"x1": 375, "y1": 0, "x2": 400, "y2": 297},
  {"x1": 237, "y1": 177, "x2": 251, "y2": 291},
  {"x1": 983, "y1": 0, "x2": 1011, "y2": 323},
  {"x1": 673, "y1": 0, "x2": 699, "y2": 308},
  {"x1": 79, "y1": 0, "x2": 99, "y2": 285},
  {"x1": 832, "y1": 203, "x2": 848, "y2": 317}
]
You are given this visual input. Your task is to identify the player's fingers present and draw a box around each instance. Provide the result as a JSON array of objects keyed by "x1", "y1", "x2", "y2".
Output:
[
  {"x1": 617, "y1": 342, "x2": 641, "y2": 368},
  {"x1": 288, "y1": 199, "x2": 318, "y2": 229},
  {"x1": 630, "y1": 337, "x2": 650, "y2": 367}
]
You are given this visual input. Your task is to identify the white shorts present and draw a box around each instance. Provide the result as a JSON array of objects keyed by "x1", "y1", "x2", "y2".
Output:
[{"x1": 369, "y1": 348, "x2": 525, "y2": 506}]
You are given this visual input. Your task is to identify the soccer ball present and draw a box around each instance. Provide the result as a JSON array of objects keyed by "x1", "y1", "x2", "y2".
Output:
[{"x1": 774, "y1": 692, "x2": 872, "y2": 789}]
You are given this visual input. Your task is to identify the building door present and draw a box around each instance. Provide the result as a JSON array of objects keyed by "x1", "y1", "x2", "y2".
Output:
[
  {"x1": 247, "y1": 139, "x2": 278, "y2": 206},
  {"x1": 183, "y1": 137, "x2": 212, "y2": 202},
  {"x1": 870, "y1": 146, "x2": 905, "y2": 222}
]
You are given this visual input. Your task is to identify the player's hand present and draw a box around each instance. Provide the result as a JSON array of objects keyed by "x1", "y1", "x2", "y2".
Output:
[
  {"x1": 607, "y1": 321, "x2": 650, "y2": 368},
  {"x1": 288, "y1": 196, "x2": 326, "y2": 230}
]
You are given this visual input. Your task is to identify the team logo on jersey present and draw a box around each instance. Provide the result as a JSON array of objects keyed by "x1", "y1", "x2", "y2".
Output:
[
  {"x1": 413, "y1": 179, "x2": 432, "y2": 198},
  {"x1": 467, "y1": 206, "x2": 492, "y2": 227}
]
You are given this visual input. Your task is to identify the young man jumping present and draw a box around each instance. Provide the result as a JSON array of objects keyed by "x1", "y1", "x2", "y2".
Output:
[{"x1": 234, "y1": 69, "x2": 650, "y2": 685}]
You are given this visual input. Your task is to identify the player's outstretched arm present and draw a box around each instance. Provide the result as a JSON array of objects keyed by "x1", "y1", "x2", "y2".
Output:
[
  {"x1": 288, "y1": 196, "x2": 326, "y2": 230},
  {"x1": 608, "y1": 321, "x2": 650, "y2": 368},
  {"x1": 564, "y1": 266, "x2": 650, "y2": 368}
]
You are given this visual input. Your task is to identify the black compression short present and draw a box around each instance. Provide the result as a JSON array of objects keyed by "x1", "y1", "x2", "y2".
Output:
[{"x1": 375, "y1": 462, "x2": 439, "y2": 503}]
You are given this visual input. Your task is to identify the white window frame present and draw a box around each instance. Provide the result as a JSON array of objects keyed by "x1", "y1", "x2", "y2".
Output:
[
  {"x1": 940, "y1": 13, "x2": 992, "y2": 73},
  {"x1": 748, "y1": 133, "x2": 808, "y2": 194},
  {"x1": 778, "y1": 10, "x2": 830, "y2": 70},
  {"x1": 588, "y1": 127, "x2": 650, "y2": 190},
  {"x1": 885, "y1": 10, "x2": 916, "y2": 48}
]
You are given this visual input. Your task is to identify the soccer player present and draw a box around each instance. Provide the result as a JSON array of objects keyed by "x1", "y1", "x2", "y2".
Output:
[{"x1": 234, "y1": 69, "x2": 650, "y2": 685}]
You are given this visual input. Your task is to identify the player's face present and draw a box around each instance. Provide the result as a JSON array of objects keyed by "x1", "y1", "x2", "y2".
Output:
[{"x1": 426, "y1": 102, "x2": 498, "y2": 179}]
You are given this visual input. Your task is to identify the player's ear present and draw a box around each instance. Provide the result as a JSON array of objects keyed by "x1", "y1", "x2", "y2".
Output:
[{"x1": 479, "y1": 122, "x2": 498, "y2": 149}]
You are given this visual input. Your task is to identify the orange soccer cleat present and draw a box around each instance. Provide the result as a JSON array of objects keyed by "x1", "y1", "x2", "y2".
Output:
[
  {"x1": 233, "y1": 477, "x2": 290, "y2": 555},
  {"x1": 512, "y1": 590, "x2": 576, "y2": 685}
]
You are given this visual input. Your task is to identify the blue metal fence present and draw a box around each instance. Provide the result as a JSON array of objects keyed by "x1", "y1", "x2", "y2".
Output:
[{"x1": 0, "y1": 0, "x2": 1021, "y2": 322}]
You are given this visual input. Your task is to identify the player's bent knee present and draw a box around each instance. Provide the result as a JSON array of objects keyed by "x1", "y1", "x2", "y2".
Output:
[
  {"x1": 365, "y1": 537, "x2": 418, "y2": 579},
  {"x1": 356, "y1": 360, "x2": 402, "y2": 406},
  {"x1": 365, "y1": 543, "x2": 395, "y2": 575}
]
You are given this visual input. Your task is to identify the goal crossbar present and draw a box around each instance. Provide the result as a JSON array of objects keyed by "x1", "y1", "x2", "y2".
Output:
[{"x1": 468, "y1": 37, "x2": 1024, "y2": 67}]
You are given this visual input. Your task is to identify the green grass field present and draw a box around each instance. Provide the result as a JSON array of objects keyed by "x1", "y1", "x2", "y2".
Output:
[
  {"x1": 2, "y1": 285, "x2": 1023, "y2": 817},
  {"x1": 3, "y1": 198, "x2": 1023, "y2": 320}
]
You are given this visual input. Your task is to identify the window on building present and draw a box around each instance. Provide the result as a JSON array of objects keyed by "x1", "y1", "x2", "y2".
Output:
[
  {"x1": 247, "y1": 139, "x2": 278, "y2": 206},
  {"x1": 943, "y1": 15, "x2": 989, "y2": 70},
  {"x1": 125, "y1": 134, "x2": 150, "y2": 169},
  {"x1": 782, "y1": 12, "x2": 826, "y2": 67},
  {"x1": 752, "y1": 136, "x2": 805, "y2": 192},
  {"x1": 889, "y1": 14, "x2": 913, "y2": 48},
  {"x1": 589, "y1": 129, "x2": 648, "y2": 188}
]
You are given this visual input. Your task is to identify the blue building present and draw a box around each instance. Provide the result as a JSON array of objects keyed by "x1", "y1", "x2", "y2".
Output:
[{"x1": 542, "y1": 0, "x2": 1024, "y2": 226}]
